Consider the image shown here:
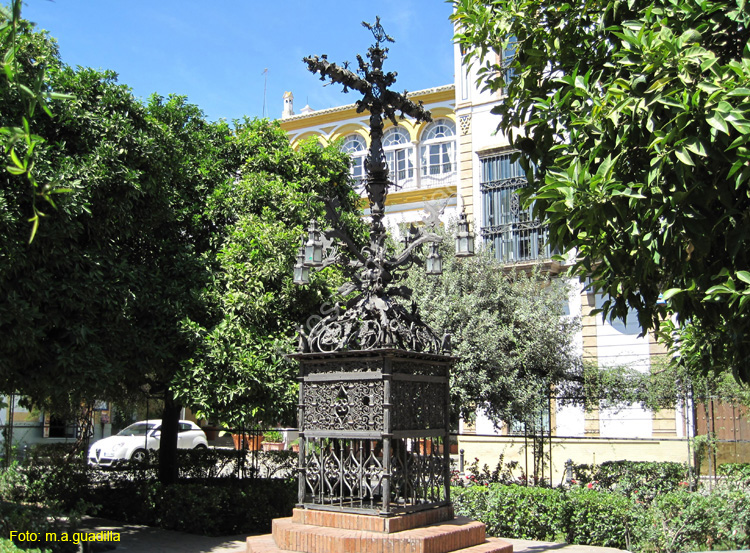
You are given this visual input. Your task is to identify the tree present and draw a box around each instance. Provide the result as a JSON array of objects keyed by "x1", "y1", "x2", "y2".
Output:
[
  {"x1": 403, "y1": 226, "x2": 581, "y2": 426},
  {"x1": 1, "y1": 1, "x2": 72, "y2": 239},
  {"x1": 0, "y1": 13, "x2": 360, "y2": 483},
  {"x1": 0, "y1": 14, "x2": 241, "y2": 482},
  {"x1": 452, "y1": 0, "x2": 750, "y2": 383},
  {"x1": 173, "y1": 125, "x2": 360, "y2": 430},
  {"x1": 402, "y1": 226, "x2": 579, "y2": 481}
]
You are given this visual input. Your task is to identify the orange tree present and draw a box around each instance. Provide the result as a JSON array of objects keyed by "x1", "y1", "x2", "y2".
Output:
[{"x1": 453, "y1": 0, "x2": 750, "y2": 383}]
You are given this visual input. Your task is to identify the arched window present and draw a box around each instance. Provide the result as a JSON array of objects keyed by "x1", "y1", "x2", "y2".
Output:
[
  {"x1": 341, "y1": 134, "x2": 367, "y2": 188},
  {"x1": 383, "y1": 126, "x2": 414, "y2": 187},
  {"x1": 420, "y1": 119, "x2": 456, "y2": 177}
]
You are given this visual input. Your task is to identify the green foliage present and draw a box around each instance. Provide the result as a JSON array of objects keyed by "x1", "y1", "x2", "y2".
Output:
[
  {"x1": 562, "y1": 488, "x2": 637, "y2": 549},
  {"x1": 719, "y1": 462, "x2": 750, "y2": 481},
  {"x1": 453, "y1": 479, "x2": 750, "y2": 552},
  {"x1": 173, "y1": 127, "x2": 360, "y2": 428},
  {"x1": 90, "y1": 479, "x2": 296, "y2": 536},
  {"x1": 1, "y1": 53, "x2": 232, "y2": 417},
  {"x1": 404, "y1": 227, "x2": 581, "y2": 427},
  {"x1": 461, "y1": 454, "x2": 525, "y2": 486},
  {"x1": 0, "y1": 538, "x2": 48, "y2": 553},
  {"x1": 0, "y1": 0, "x2": 73, "y2": 240},
  {"x1": 453, "y1": 0, "x2": 750, "y2": 384},
  {"x1": 570, "y1": 460, "x2": 689, "y2": 502},
  {"x1": 4, "y1": 445, "x2": 90, "y2": 515},
  {"x1": 454, "y1": 484, "x2": 564, "y2": 540},
  {"x1": 263, "y1": 430, "x2": 284, "y2": 443},
  {"x1": 632, "y1": 485, "x2": 750, "y2": 552},
  {"x1": 0, "y1": 499, "x2": 79, "y2": 552},
  {"x1": 0, "y1": 13, "x2": 359, "y2": 444},
  {"x1": 0, "y1": 442, "x2": 295, "y2": 537}
]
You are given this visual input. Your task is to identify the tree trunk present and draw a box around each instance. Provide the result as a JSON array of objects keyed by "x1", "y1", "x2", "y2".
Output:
[{"x1": 159, "y1": 389, "x2": 181, "y2": 485}]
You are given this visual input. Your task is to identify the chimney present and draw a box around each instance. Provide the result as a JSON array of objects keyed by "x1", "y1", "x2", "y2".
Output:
[{"x1": 282, "y1": 91, "x2": 294, "y2": 119}]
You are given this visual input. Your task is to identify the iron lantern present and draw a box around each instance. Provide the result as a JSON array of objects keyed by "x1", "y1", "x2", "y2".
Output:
[
  {"x1": 425, "y1": 241, "x2": 443, "y2": 275},
  {"x1": 293, "y1": 246, "x2": 311, "y2": 285},
  {"x1": 455, "y1": 211, "x2": 475, "y2": 257},
  {"x1": 304, "y1": 220, "x2": 324, "y2": 267}
]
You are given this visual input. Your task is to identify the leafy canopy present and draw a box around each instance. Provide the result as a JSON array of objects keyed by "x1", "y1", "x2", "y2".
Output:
[
  {"x1": 403, "y1": 226, "x2": 580, "y2": 427},
  {"x1": 174, "y1": 128, "x2": 361, "y2": 428},
  {"x1": 0, "y1": 12, "x2": 361, "y2": 432},
  {"x1": 452, "y1": 0, "x2": 750, "y2": 383}
]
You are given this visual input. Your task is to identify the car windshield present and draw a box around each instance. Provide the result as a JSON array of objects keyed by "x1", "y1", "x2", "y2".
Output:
[{"x1": 117, "y1": 423, "x2": 157, "y2": 437}]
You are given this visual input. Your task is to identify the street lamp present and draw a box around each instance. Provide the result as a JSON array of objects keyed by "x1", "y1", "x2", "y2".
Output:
[
  {"x1": 455, "y1": 210, "x2": 475, "y2": 257},
  {"x1": 304, "y1": 220, "x2": 323, "y2": 267},
  {"x1": 425, "y1": 241, "x2": 443, "y2": 275},
  {"x1": 293, "y1": 245, "x2": 310, "y2": 285}
]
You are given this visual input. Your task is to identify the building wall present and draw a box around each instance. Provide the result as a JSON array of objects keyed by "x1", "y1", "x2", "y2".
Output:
[
  {"x1": 0, "y1": 396, "x2": 113, "y2": 448},
  {"x1": 460, "y1": 435, "x2": 692, "y2": 485},
  {"x1": 279, "y1": 86, "x2": 460, "y2": 235}
]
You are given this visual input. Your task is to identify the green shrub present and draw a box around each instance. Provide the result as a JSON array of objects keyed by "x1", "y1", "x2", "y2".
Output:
[
  {"x1": 0, "y1": 538, "x2": 48, "y2": 553},
  {"x1": 175, "y1": 448, "x2": 250, "y2": 479},
  {"x1": 718, "y1": 462, "x2": 750, "y2": 482},
  {"x1": 453, "y1": 484, "x2": 564, "y2": 541},
  {"x1": 570, "y1": 460, "x2": 688, "y2": 502},
  {"x1": 461, "y1": 455, "x2": 524, "y2": 486},
  {"x1": 19, "y1": 445, "x2": 89, "y2": 512},
  {"x1": 0, "y1": 502, "x2": 76, "y2": 553},
  {"x1": 452, "y1": 485, "x2": 490, "y2": 525},
  {"x1": 91, "y1": 478, "x2": 296, "y2": 536},
  {"x1": 561, "y1": 487, "x2": 638, "y2": 550},
  {"x1": 0, "y1": 463, "x2": 27, "y2": 502},
  {"x1": 632, "y1": 485, "x2": 750, "y2": 553},
  {"x1": 263, "y1": 431, "x2": 284, "y2": 443}
]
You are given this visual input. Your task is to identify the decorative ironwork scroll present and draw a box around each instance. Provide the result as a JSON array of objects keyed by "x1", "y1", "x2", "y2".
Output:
[
  {"x1": 302, "y1": 437, "x2": 447, "y2": 512},
  {"x1": 303, "y1": 381, "x2": 384, "y2": 432}
]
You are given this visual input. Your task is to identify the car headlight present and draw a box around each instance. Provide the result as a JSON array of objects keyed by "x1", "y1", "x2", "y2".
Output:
[{"x1": 102, "y1": 441, "x2": 126, "y2": 455}]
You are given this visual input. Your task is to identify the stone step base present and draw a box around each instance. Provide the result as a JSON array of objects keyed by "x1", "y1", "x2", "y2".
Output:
[
  {"x1": 291, "y1": 506, "x2": 455, "y2": 533},
  {"x1": 246, "y1": 516, "x2": 512, "y2": 553},
  {"x1": 247, "y1": 534, "x2": 512, "y2": 553}
]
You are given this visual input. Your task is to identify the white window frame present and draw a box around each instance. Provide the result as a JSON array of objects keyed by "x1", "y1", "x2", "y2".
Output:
[
  {"x1": 383, "y1": 126, "x2": 414, "y2": 188},
  {"x1": 420, "y1": 119, "x2": 456, "y2": 179},
  {"x1": 341, "y1": 134, "x2": 367, "y2": 190}
]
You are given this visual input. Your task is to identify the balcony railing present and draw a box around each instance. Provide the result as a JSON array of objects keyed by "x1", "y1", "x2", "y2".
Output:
[
  {"x1": 482, "y1": 219, "x2": 552, "y2": 263},
  {"x1": 354, "y1": 170, "x2": 456, "y2": 196}
]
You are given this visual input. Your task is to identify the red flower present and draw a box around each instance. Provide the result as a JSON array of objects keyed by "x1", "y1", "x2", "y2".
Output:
[{"x1": 587, "y1": 482, "x2": 594, "y2": 489}]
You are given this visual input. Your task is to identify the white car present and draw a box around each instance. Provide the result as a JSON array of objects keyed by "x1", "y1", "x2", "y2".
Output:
[{"x1": 88, "y1": 419, "x2": 208, "y2": 467}]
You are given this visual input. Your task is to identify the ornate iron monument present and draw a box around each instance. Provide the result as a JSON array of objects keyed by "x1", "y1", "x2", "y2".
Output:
[{"x1": 290, "y1": 18, "x2": 474, "y2": 516}]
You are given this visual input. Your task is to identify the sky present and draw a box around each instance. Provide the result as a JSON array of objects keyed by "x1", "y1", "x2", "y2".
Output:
[{"x1": 22, "y1": 1, "x2": 456, "y2": 123}]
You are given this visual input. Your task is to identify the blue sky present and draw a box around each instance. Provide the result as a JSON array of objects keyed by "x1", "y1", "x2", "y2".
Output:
[{"x1": 22, "y1": 1, "x2": 456, "y2": 122}]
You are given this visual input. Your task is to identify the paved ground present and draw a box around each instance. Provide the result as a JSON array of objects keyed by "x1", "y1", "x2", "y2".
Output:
[{"x1": 80, "y1": 517, "x2": 628, "y2": 553}]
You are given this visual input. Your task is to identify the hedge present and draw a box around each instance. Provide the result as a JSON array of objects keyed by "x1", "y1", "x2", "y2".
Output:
[
  {"x1": 453, "y1": 484, "x2": 564, "y2": 541},
  {"x1": 452, "y1": 481, "x2": 750, "y2": 553},
  {"x1": 90, "y1": 478, "x2": 296, "y2": 536}
]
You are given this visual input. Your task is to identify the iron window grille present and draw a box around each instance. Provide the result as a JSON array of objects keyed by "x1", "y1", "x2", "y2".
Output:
[{"x1": 480, "y1": 152, "x2": 551, "y2": 263}]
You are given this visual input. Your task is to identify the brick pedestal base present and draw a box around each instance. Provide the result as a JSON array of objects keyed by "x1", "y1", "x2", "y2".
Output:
[{"x1": 246, "y1": 508, "x2": 512, "y2": 553}]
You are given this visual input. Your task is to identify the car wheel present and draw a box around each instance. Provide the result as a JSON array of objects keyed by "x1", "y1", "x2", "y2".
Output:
[
  {"x1": 130, "y1": 448, "x2": 149, "y2": 463},
  {"x1": 193, "y1": 444, "x2": 207, "y2": 450}
]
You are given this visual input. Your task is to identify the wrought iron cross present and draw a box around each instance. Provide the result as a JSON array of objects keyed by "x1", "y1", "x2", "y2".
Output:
[
  {"x1": 303, "y1": 17, "x2": 432, "y2": 234},
  {"x1": 295, "y1": 19, "x2": 469, "y2": 354}
]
